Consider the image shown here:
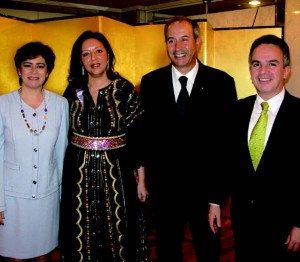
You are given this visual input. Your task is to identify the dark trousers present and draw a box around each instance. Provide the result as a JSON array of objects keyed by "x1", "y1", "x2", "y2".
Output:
[{"x1": 152, "y1": 198, "x2": 221, "y2": 262}]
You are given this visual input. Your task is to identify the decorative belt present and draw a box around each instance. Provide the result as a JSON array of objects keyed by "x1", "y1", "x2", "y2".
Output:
[{"x1": 71, "y1": 132, "x2": 126, "y2": 150}]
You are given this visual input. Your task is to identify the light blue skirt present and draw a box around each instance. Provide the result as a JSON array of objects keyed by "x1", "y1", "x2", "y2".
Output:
[{"x1": 0, "y1": 192, "x2": 59, "y2": 259}]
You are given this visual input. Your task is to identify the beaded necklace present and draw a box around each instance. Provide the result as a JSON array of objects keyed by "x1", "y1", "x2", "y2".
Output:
[{"x1": 18, "y1": 88, "x2": 48, "y2": 136}]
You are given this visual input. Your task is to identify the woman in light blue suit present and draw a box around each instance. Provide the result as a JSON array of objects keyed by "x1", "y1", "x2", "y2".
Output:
[{"x1": 0, "y1": 42, "x2": 69, "y2": 262}]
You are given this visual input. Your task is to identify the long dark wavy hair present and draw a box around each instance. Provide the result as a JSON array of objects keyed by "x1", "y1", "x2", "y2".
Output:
[{"x1": 67, "y1": 30, "x2": 120, "y2": 86}]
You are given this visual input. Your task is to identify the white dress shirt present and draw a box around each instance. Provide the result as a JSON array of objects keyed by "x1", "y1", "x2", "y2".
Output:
[
  {"x1": 248, "y1": 88, "x2": 285, "y2": 146},
  {"x1": 172, "y1": 61, "x2": 199, "y2": 101}
]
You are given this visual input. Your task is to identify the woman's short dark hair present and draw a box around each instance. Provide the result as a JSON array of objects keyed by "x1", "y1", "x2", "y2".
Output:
[
  {"x1": 14, "y1": 41, "x2": 55, "y2": 74},
  {"x1": 14, "y1": 41, "x2": 55, "y2": 86}
]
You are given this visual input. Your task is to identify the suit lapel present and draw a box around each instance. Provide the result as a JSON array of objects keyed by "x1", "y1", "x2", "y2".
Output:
[
  {"x1": 190, "y1": 62, "x2": 206, "y2": 98},
  {"x1": 256, "y1": 91, "x2": 292, "y2": 171},
  {"x1": 262, "y1": 91, "x2": 290, "y2": 155},
  {"x1": 157, "y1": 65, "x2": 178, "y2": 115},
  {"x1": 237, "y1": 96, "x2": 256, "y2": 170}
]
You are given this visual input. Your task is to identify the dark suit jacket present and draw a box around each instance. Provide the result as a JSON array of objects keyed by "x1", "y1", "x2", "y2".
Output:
[
  {"x1": 139, "y1": 61, "x2": 237, "y2": 205},
  {"x1": 226, "y1": 90, "x2": 300, "y2": 259}
]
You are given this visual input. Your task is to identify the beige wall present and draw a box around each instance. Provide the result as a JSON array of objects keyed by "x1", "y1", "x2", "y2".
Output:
[
  {"x1": 100, "y1": 18, "x2": 136, "y2": 87},
  {"x1": 0, "y1": 18, "x2": 32, "y2": 94},
  {"x1": 285, "y1": 0, "x2": 300, "y2": 98},
  {"x1": 214, "y1": 28, "x2": 282, "y2": 99},
  {"x1": 134, "y1": 22, "x2": 213, "y2": 91},
  {"x1": 0, "y1": 16, "x2": 100, "y2": 95},
  {"x1": 205, "y1": 6, "x2": 276, "y2": 29},
  {"x1": 0, "y1": 10, "x2": 292, "y2": 99},
  {"x1": 0, "y1": 16, "x2": 214, "y2": 95}
]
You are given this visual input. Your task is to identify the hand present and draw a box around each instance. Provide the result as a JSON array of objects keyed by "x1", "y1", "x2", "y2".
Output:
[
  {"x1": 134, "y1": 169, "x2": 139, "y2": 183},
  {"x1": 285, "y1": 226, "x2": 300, "y2": 252},
  {"x1": 0, "y1": 211, "x2": 4, "y2": 225},
  {"x1": 208, "y1": 204, "x2": 221, "y2": 234},
  {"x1": 134, "y1": 166, "x2": 149, "y2": 202},
  {"x1": 137, "y1": 181, "x2": 149, "y2": 202}
]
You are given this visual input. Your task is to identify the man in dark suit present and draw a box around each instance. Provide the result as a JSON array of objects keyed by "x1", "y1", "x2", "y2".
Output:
[
  {"x1": 139, "y1": 16, "x2": 237, "y2": 262},
  {"x1": 208, "y1": 34, "x2": 300, "y2": 262}
]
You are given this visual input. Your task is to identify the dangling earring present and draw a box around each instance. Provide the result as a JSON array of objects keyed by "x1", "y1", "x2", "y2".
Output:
[
  {"x1": 18, "y1": 75, "x2": 22, "y2": 86},
  {"x1": 82, "y1": 65, "x2": 85, "y2": 76},
  {"x1": 107, "y1": 54, "x2": 109, "y2": 70}
]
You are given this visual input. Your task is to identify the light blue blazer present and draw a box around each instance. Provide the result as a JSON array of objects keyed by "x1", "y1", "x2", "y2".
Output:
[{"x1": 0, "y1": 89, "x2": 69, "y2": 211}]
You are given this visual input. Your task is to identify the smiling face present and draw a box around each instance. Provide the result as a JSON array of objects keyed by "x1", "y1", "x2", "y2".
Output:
[
  {"x1": 166, "y1": 20, "x2": 201, "y2": 74},
  {"x1": 18, "y1": 55, "x2": 49, "y2": 90},
  {"x1": 249, "y1": 43, "x2": 290, "y2": 100},
  {"x1": 81, "y1": 38, "x2": 108, "y2": 78}
]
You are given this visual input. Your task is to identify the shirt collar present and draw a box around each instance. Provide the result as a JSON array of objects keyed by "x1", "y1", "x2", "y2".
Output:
[
  {"x1": 172, "y1": 60, "x2": 199, "y2": 82},
  {"x1": 255, "y1": 88, "x2": 285, "y2": 114}
]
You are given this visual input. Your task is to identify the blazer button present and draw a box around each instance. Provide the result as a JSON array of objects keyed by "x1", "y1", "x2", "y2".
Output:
[{"x1": 33, "y1": 181, "x2": 37, "y2": 184}]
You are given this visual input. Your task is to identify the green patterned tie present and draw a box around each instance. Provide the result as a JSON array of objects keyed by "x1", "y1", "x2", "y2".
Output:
[{"x1": 249, "y1": 101, "x2": 269, "y2": 170}]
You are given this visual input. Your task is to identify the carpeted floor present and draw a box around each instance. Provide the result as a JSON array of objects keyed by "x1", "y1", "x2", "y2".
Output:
[
  {"x1": 147, "y1": 216, "x2": 234, "y2": 262},
  {"x1": 146, "y1": 197, "x2": 235, "y2": 262},
  {"x1": 1, "y1": 200, "x2": 235, "y2": 262},
  {"x1": 0, "y1": 217, "x2": 234, "y2": 262}
]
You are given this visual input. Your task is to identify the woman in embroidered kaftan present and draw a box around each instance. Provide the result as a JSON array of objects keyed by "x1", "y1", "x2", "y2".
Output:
[{"x1": 59, "y1": 30, "x2": 149, "y2": 262}]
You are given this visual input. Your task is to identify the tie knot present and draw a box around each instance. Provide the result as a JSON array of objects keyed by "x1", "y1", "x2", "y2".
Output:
[
  {"x1": 261, "y1": 101, "x2": 269, "y2": 112},
  {"x1": 179, "y1": 76, "x2": 188, "y2": 88}
]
